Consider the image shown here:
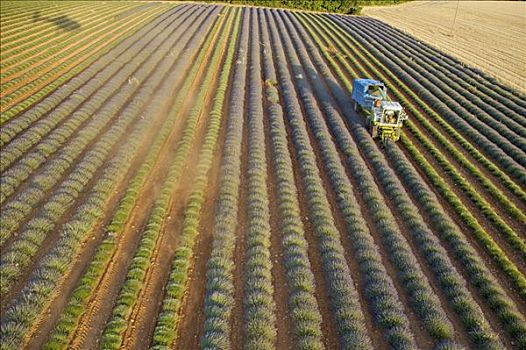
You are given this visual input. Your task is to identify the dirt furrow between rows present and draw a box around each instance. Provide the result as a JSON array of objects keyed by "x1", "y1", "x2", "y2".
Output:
[
  {"x1": 303, "y1": 14, "x2": 524, "y2": 345},
  {"x1": 280, "y1": 12, "x2": 431, "y2": 347},
  {"x1": 65, "y1": 11, "x2": 223, "y2": 350},
  {"x1": 292, "y1": 10, "x2": 512, "y2": 344},
  {"x1": 171, "y1": 96, "x2": 230, "y2": 350},
  {"x1": 403, "y1": 129, "x2": 526, "y2": 269},
  {"x1": 398, "y1": 143, "x2": 526, "y2": 316},
  {"x1": 334, "y1": 39, "x2": 526, "y2": 308},
  {"x1": 229, "y1": 25, "x2": 250, "y2": 350},
  {"x1": 272, "y1": 47, "x2": 341, "y2": 350},
  {"x1": 10, "y1": 8, "x2": 212, "y2": 345},
  {"x1": 121, "y1": 24, "x2": 232, "y2": 348},
  {"x1": 259, "y1": 31, "x2": 296, "y2": 350},
  {"x1": 310, "y1": 15, "x2": 526, "y2": 306}
]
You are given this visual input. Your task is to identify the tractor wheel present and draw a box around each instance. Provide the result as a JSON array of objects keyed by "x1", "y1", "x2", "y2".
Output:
[{"x1": 370, "y1": 125, "x2": 378, "y2": 138}]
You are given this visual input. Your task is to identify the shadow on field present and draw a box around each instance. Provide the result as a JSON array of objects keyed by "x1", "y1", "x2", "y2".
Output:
[
  {"x1": 295, "y1": 63, "x2": 366, "y2": 129},
  {"x1": 32, "y1": 11, "x2": 81, "y2": 31}
]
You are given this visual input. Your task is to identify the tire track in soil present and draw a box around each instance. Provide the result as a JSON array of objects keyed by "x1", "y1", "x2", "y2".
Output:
[
  {"x1": 308, "y1": 16, "x2": 526, "y2": 313},
  {"x1": 121, "y1": 14, "x2": 233, "y2": 348},
  {"x1": 64, "y1": 9, "x2": 223, "y2": 350},
  {"x1": 229, "y1": 72, "x2": 248, "y2": 347}
]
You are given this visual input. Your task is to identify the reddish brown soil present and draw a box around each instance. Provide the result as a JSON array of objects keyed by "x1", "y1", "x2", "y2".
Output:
[
  {"x1": 400, "y1": 143, "x2": 526, "y2": 318},
  {"x1": 3, "y1": 5, "x2": 525, "y2": 350},
  {"x1": 48, "y1": 14, "x2": 220, "y2": 349},
  {"x1": 171, "y1": 106, "x2": 227, "y2": 350},
  {"x1": 1, "y1": 53, "x2": 171, "y2": 305},
  {"x1": 315, "y1": 13, "x2": 526, "y2": 216},
  {"x1": 1, "y1": 62, "x2": 161, "y2": 306},
  {"x1": 172, "y1": 15, "x2": 237, "y2": 348},
  {"x1": 121, "y1": 165, "x2": 196, "y2": 350},
  {"x1": 65, "y1": 84, "x2": 195, "y2": 350},
  {"x1": 123, "y1": 26, "x2": 231, "y2": 349},
  {"x1": 406, "y1": 129, "x2": 526, "y2": 270},
  {"x1": 229, "y1": 66, "x2": 249, "y2": 350},
  {"x1": 281, "y1": 101, "x2": 340, "y2": 350},
  {"x1": 16, "y1": 26, "x2": 188, "y2": 346},
  {"x1": 321, "y1": 127, "x2": 428, "y2": 348},
  {"x1": 23, "y1": 146, "x2": 146, "y2": 350},
  {"x1": 293, "y1": 60, "x2": 423, "y2": 346},
  {"x1": 348, "y1": 38, "x2": 526, "y2": 305},
  {"x1": 397, "y1": 145, "x2": 521, "y2": 349},
  {"x1": 263, "y1": 88, "x2": 296, "y2": 349},
  {"x1": 0, "y1": 7, "x2": 203, "y2": 347}
]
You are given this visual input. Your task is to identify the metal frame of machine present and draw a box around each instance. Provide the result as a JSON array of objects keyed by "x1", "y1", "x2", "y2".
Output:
[{"x1": 351, "y1": 79, "x2": 408, "y2": 142}]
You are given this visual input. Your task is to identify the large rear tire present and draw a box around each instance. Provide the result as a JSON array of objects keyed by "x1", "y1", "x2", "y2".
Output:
[
  {"x1": 395, "y1": 128, "x2": 401, "y2": 140},
  {"x1": 370, "y1": 125, "x2": 378, "y2": 138}
]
